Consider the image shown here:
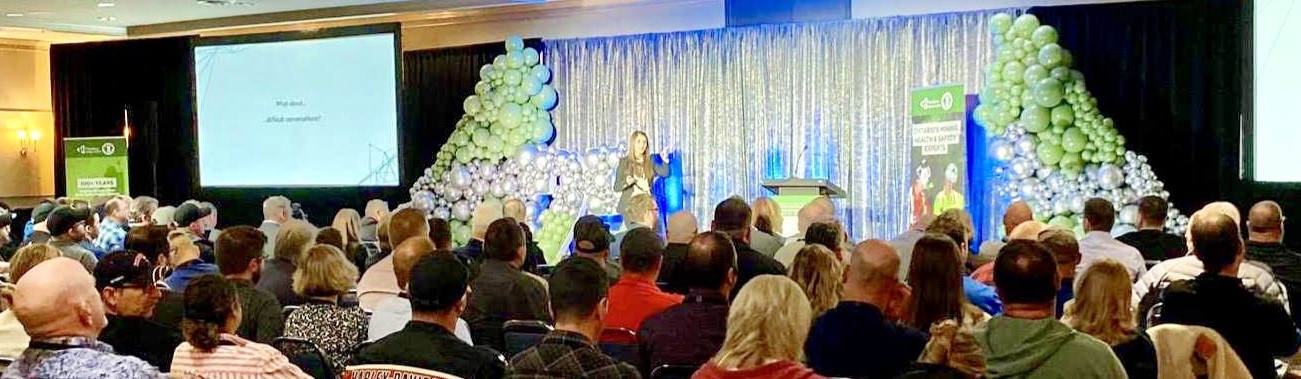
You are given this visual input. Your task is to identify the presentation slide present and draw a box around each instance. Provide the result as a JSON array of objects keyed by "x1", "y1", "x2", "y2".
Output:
[
  {"x1": 195, "y1": 33, "x2": 399, "y2": 187},
  {"x1": 1254, "y1": 0, "x2": 1301, "y2": 182}
]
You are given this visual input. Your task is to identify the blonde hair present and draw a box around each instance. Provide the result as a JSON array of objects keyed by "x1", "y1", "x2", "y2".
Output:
[
  {"x1": 788, "y1": 244, "x2": 843, "y2": 318},
  {"x1": 292, "y1": 244, "x2": 358, "y2": 297},
  {"x1": 623, "y1": 194, "x2": 657, "y2": 223},
  {"x1": 711, "y1": 275, "x2": 813, "y2": 370},
  {"x1": 503, "y1": 199, "x2": 526, "y2": 223},
  {"x1": 275, "y1": 219, "x2": 316, "y2": 261},
  {"x1": 1062, "y1": 259, "x2": 1137, "y2": 345},
  {"x1": 332, "y1": 209, "x2": 363, "y2": 247},
  {"x1": 1, "y1": 244, "x2": 62, "y2": 310},
  {"x1": 1008, "y1": 220, "x2": 1050, "y2": 240},
  {"x1": 751, "y1": 197, "x2": 783, "y2": 236},
  {"x1": 918, "y1": 320, "x2": 986, "y2": 377}
]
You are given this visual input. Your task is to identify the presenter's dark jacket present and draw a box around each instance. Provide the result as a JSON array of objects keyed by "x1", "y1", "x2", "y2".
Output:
[
  {"x1": 464, "y1": 259, "x2": 552, "y2": 353},
  {"x1": 352, "y1": 320, "x2": 505, "y2": 379},
  {"x1": 1158, "y1": 272, "x2": 1299, "y2": 379},
  {"x1": 729, "y1": 239, "x2": 786, "y2": 300},
  {"x1": 1117, "y1": 230, "x2": 1188, "y2": 261},
  {"x1": 99, "y1": 315, "x2": 181, "y2": 369}
]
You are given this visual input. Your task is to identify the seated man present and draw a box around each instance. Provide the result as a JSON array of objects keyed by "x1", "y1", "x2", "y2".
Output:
[
  {"x1": 215, "y1": 226, "x2": 285, "y2": 343},
  {"x1": 3, "y1": 258, "x2": 167, "y2": 378},
  {"x1": 508, "y1": 258, "x2": 639, "y2": 378},
  {"x1": 358, "y1": 208, "x2": 430, "y2": 310},
  {"x1": 1038, "y1": 228, "x2": 1082, "y2": 317},
  {"x1": 1157, "y1": 213, "x2": 1298, "y2": 379},
  {"x1": 45, "y1": 205, "x2": 98, "y2": 271},
  {"x1": 572, "y1": 215, "x2": 622, "y2": 284},
  {"x1": 353, "y1": 253, "x2": 505, "y2": 379},
  {"x1": 639, "y1": 231, "x2": 736, "y2": 373},
  {"x1": 1077, "y1": 198, "x2": 1147, "y2": 280},
  {"x1": 974, "y1": 200, "x2": 1032, "y2": 268},
  {"x1": 173, "y1": 202, "x2": 216, "y2": 264},
  {"x1": 1244, "y1": 201, "x2": 1301, "y2": 320},
  {"x1": 657, "y1": 211, "x2": 698, "y2": 295},
  {"x1": 368, "y1": 237, "x2": 473, "y2": 344},
  {"x1": 1117, "y1": 196, "x2": 1188, "y2": 261},
  {"x1": 977, "y1": 241, "x2": 1126, "y2": 378},
  {"x1": 806, "y1": 240, "x2": 926, "y2": 378},
  {"x1": 606, "y1": 228, "x2": 682, "y2": 332},
  {"x1": 94, "y1": 251, "x2": 181, "y2": 369},
  {"x1": 712, "y1": 197, "x2": 785, "y2": 299},
  {"x1": 162, "y1": 230, "x2": 218, "y2": 293},
  {"x1": 464, "y1": 218, "x2": 551, "y2": 352}
]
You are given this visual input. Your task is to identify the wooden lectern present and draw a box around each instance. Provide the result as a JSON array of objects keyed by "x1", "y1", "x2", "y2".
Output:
[{"x1": 761, "y1": 178, "x2": 847, "y2": 237}]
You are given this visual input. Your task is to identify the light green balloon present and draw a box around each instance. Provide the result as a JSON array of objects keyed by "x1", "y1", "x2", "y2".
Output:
[
  {"x1": 504, "y1": 69, "x2": 523, "y2": 86},
  {"x1": 497, "y1": 103, "x2": 522, "y2": 127},
  {"x1": 1050, "y1": 67, "x2": 1071, "y2": 82},
  {"x1": 1037, "y1": 142, "x2": 1065, "y2": 165},
  {"x1": 1034, "y1": 78, "x2": 1064, "y2": 108},
  {"x1": 1038, "y1": 43, "x2": 1064, "y2": 68},
  {"x1": 1061, "y1": 128, "x2": 1087, "y2": 153},
  {"x1": 990, "y1": 13, "x2": 1014, "y2": 35},
  {"x1": 1050, "y1": 105, "x2": 1074, "y2": 127},
  {"x1": 1031, "y1": 25, "x2": 1058, "y2": 47},
  {"x1": 1003, "y1": 61, "x2": 1026, "y2": 84},
  {"x1": 1022, "y1": 106, "x2": 1051, "y2": 133},
  {"x1": 472, "y1": 127, "x2": 491, "y2": 146},
  {"x1": 1048, "y1": 215, "x2": 1076, "y2": 229},
  {"x1": 1023, "y1": 64, "x2": 1048, "y2": 85},
  {"x1": 1013, "y1": 14, "x2": 1040, "y2": 37}
]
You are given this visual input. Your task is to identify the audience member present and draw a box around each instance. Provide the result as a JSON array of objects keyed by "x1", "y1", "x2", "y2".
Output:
[
  {"x1": 0, "y1": 208, "x2": 13, "y2": 261},
  {"x1": 508, "y1": 258, "x2": 639, "y2": 378},
  {"x1": 465, "y1": 218, "x2": 551, "y2": 352},
  {"x1": 612, "y1": 193, "x2": 660, "y2": 261},
  {"x1": 454, "y1": 200, "x2": 503, "y2": 264},
  {"x1": 773, "y1": 202, "x2": 830, "y2": 270},
  {"x1": 713, "y1": 197, "x2": 785, "y2": 299},
  {"x1": 1078, "y1": 198, "x2": 1147, "y2": 280},
  {"x1": 1039, "y1": 228, "x2": 1082, "y2": 317},
  {"x1": 748, "y1": 196, "x2": 786, "y2": 257},
  {"x1": 3, "y1": 258, "x2": 167, "y2": 378},
  {"x1": 163, "y1": 230, "x2": 219, "y2": 292},
  {"x1": 1117, "y1": 196, "x2": 1188, "y2": 261},
  {"x1": 1244, "y1": 200, "x2": 1301, "y2": 318},
  {"x1": 199, "y1": 201, "x2": 220, "y2": 241},
  {"x1": 80, "y1": 204, "x2": 106, "y2": 259},
  {"x1": 976, "y1": 200, "x2": 1033, "y2": 267},
  {"x1": 607, "y1": 228, "x2": 683, "y2": 332},
  {"x1": 126, "y1": 226, "x2": 173, "y2": 282},
  {"x1": 151, "y1": 205, "x2": 176, "y2": 226},
  {"x1": 46, "y1": 205, "x2": 98, "y2": 271},
  {"x1": 360, "y1": 199, "x2": 390, "y2": 242},
  {"x1": 1062, "y1": 259, "x2": 1157, "y2": 379},
  {"x1": 130, "y1": 196, "x2": 159, "y2": 228},
  {"x1": 215, "y1": 226, "x2": 284, "y2": 343},
  {"x1": 693, "y1": 275, "x2": 824, "y2": 379},
  {"x1": 1157, "y1": 212, "x2": 1298, "y2": 379},
  {"x1": 94, "y1": 251, "x2": 180, "y2": 369},
  {"x1": 93, "y1": 196, "x2": 132, "y2": 253},
  {"x1": 911, "y1": 319, "x2": 986, "y2": 378},
  {"x1": 358, "y1": 208, "x2": 429, "y2": 310},
  {"x1": 801, "y1": 242, "x2": 926, "y2": 377},
  {"x1": 368, "y1": 237, "x2": 473, "y2": 344},
  {"x1": 783, "y1": 219, "x2": 845, "y2": 268},
  {"x1": 927, "y1": 209, "x2": 1002, "y2": 315},
  {"x1": 0, "y1": 244, "x2": 61, "y2": 357},
  {"x1": 19, "y1": 202, "x2": 55, "y2": 247},
  {"x1": 315, "y1": 226, "x2": 344, "y2": 249},
  {"x1": 639, "y1": 232, "x2": 735, "y2": 373},
  {"x1": 353, "y1": 253, "x2": 505, "y2": 378},
  {"x1": 284, "y1": 245, "x2": 369, "y2": 373},
  {"x1": 429, "y1": 217, "x2": 453, "y2": 250},
  {"x1": 503, "y1": 199, "x2": 546, "y2": 274},
  {"x1": 258, "y1": 196, "x2": 293, "y2": 259},
  {"x1": 657, "y1": 211, "x2": 698, "y2": 294},
  {"x1": 906, "y1": 233, "x2": 989, "y2": 331},
  {"x1": 573, "y1": 215, "x2": 623, "y2": 283},
  {"x1": 175, "y1": 202, "x2": 216, "y2": 263},
  {"x1": 332, "y1": 208, "x2": 370, "y2": 275},
  {"x1": 170, "y1": 275, "x2": 311, "y2": 378},
  {"x1": 788, "y1": 244, "x2": 843, "y2": 318},
  {"x1": 257, "y1": 219, "x2": 315, "y2": 307},
  {"x1": 977, "y1": 240, "x2": 1126, "y2": 378},
  {"x1": 970, "y1": 220, "x2": 1051, "y2": 285},
  {"x1": 890, "y1": 214, "x2": 935, "y2": 281}
]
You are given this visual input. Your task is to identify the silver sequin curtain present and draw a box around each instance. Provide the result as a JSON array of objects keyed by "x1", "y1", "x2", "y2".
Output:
[{"x1": 544, "y1": 9, "x2": 1019, "y2": 240}]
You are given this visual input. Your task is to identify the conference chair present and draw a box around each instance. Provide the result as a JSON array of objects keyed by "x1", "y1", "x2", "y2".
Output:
[
  {"x1": 283, "y1": 305, "x2": 301, "y2": 319},
  {"x1": 599, "y1": 327, "x2": 640, "y2": 365},
  {"x1": 343, "y1": 364, "x2": 463, "y2": 379},
  {"x1": 503, "y1": 320, "x2": 553, "y2": 357},
  {"x1": 0, "y1": 356, "x2": 13, "y2": 371},
  {"x1": 649, "y1": 364, "x2": 699, "y2": 379},
  {"x1": 272, "y1": 337, "x2": 335, "y2": 379}
]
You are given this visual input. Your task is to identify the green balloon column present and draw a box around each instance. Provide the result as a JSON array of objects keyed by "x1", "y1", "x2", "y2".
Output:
[{"x1": 978, "y1": 13, "x2": 1189, "y2": 235}]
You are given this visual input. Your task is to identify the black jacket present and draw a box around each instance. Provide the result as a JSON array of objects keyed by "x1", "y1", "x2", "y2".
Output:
[
  {"x1": 352, "y1": 321, "x2": 505, "y2": 379},
  {"x1": 1159, "y1": 273, "x2": 1299, "y2": 379},
  {"x1": 730, "y1": 238, "x2": 786, "y2": 300},
  {"x1": 1246, "y1": 241, "x2": 1301, "y2": 319}
]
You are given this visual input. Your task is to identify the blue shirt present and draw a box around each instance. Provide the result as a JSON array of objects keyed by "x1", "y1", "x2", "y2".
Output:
[
  {"x1": 806, "y1": 301, "x2": 928, "y2": 378},
  {"x1": 22, "y1": 220, "x2": 33, "y2": 241},
  {"x1": 963, "y1": 276, "x2": 1003, "y2": 315},
  {"x1": 1, "y1": 336, "x2": 166, "y2": 379},
  {"x1": 94, "y1": 219, "x2": 129, "y2": 254},
  {"x1": 163, "y1": 260, "x2": 219, "y2": 293}
]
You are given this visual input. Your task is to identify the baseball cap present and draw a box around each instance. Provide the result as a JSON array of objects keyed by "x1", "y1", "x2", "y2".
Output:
[
  {"x1": 408, "y1": 254, "x2": 468, "y2": 311},
  {"x1": 32, "y1": 202, "x2": 57, "y2": 223},
  {"x1": 173, "y1": 202, "x2": 211, "y2": 227},
  {"x1": 47, "y1": 206, "x2": 92, "y2": 236},
  {"x1": 622, "y1": 227, "x2": 665, "y2": 259},
  {"x1": 94, "y1": 251, "x2": 157, "y2": 290},
  {"x1": 573, "y1": 215, "x2": 612, "y2": 253}
]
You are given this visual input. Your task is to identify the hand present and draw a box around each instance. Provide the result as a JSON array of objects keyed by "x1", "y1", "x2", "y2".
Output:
[
  {"x1": 659, "y1": 144, "x2": 672, "y2": 159},
  {"x1": 626, "y1": 175, "x2": 636, "y2": 185}
]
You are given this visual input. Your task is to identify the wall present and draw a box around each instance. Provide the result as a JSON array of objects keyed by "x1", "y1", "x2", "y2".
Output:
[{"x1": 0, "y1": 39, "x2": 54, "y2": 208}]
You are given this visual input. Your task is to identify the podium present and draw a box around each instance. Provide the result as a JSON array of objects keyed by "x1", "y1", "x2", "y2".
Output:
[{"x1": 761, "y1": 178, "x2": 847, "y2": 237}]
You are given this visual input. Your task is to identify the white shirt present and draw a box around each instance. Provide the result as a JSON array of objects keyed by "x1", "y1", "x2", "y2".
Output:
[
  {"x1": 367, "y1": 296, "x2": 473, "y2": 345},
  {"x1": 773, "y1": 233, "x2": 806, "y2": 268},
  {"x1": 1132, "y1": 256, "x2": 1287, "y2": 312},
  {"x1": 1077, "y1": 231, "x2": 1148, "y2": 281}
]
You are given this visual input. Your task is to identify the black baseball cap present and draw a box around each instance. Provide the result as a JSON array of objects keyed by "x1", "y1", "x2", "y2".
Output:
[
  {"x1": 47, "y1": 206, "x2": 92, "y2": 236},
  {"x1": 173, "y1": 202, "x2": 211, "y2": 227},
  {"x1": 31, "y1": 202, "x2": 57, "y2": 223},
  {"x1": 573, "y1": 215, "x2": 612, "y2": 253},
  {"x1": 94, "y1": 251, "x2": 157, "y2": 290},
  {"x1": 408, "y1": 254, "x2": 468, "y2": 312},
  {"x1": 622, "y1": 227, "x2": 665, "y2": 258}
]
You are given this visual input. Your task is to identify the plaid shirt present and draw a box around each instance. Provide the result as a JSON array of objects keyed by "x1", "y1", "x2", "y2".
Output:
[
  {"x1": 94, "y1": 219, "x2": 129, "y2": 253},
  {"x1": 507, "y1": 330, "x2": 640, "y2": 379},
  {"x1": 1, "y1": 336, "x2": 167, "y2": 379}
]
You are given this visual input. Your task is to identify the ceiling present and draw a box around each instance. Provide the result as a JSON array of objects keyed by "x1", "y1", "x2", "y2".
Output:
[{"x1": 0, "y1": 0, "x2": 537, "y2": 36}]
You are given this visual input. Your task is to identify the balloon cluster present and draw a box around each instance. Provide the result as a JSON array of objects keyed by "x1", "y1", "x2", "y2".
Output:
[
  {"x1": 979, "y1": 13, "x2": 1189, "y2": 236},
  {"x1": 429, "y1": 36, "x2": 559, "y2": 181}
]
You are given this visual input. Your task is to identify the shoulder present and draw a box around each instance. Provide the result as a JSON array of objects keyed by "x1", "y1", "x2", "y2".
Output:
[
  {"x1": 1065, "y1": 331, "x2": 1121, "y2": 357},
  {"x1": 43, "y1": 348, "x2": 162, "y2": 377}
]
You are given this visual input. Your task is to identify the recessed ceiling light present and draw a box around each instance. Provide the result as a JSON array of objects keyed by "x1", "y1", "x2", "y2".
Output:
[
  {"x1": 98, "y1": 2, "x2": 116, "y2": 7},
  {"x1": 4, "y1": 13, "x2": 24, "y2": 17},
  {"x1": 97, "y1": 16, "x2": 116, "y2": 22},
  {"x1": 196, "y1": 0, "x2": 254, "y2": 5}
]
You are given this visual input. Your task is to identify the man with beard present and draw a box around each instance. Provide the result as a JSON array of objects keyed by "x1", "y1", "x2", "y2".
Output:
[{"x1": 215, "y1": 225, "x2": 285, "y2": 343}]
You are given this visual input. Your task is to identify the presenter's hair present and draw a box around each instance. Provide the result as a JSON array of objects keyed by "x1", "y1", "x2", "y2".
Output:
[{"x1": 626, "y1": 130, "x2": 650, "y2": 160}]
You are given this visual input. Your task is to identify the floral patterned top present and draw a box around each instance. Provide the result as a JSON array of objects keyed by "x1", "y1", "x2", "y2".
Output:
[{"x1": 283, "y1": 301, "x2": 370, "y2": 375}]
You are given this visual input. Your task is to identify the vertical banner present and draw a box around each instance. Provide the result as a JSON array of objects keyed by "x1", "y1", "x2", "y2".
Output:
[
  {"x1": 64, "y1": 136, "x2": 129, "y2": 199},
  {"x1": 909, "y1": 84, "x2": 967, "y2": 225}
]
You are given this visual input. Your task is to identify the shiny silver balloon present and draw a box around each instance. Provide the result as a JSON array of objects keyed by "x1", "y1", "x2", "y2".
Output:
[
  {"x1": 1119, "y1": 204, "x2": 1140, "y2": 225},
  {"x1": 1111, "y1": 223, "x2": 1137, "y2": 237},
  {"x1": 445, "y1": 187, "x2": 463, "y2": 202},
  {"x1": 1020, "y1": 178, "x2": 1043, "y2": 199},
  {"x1": 990, "y1": 138, "x2": 1015, "y2": 162},
  {"x1": 449, "y1": 165, "x2": 471, "y2": 189},
  {"x1": 490, "y1": 180, "x2": 507, "y2": 198},
  {"x1": 1052, "y1": 197, "x2": 1071, "y2": 216},
  {"x1": 1014, "y1": 136, "x2": 1037, "y2": 157},
  {"x1": 451, "y1": 201, "x2": 472, "y2": 221},
  {"x1": 472, "y1": 179, "x2": 490, "y2": 196},
  {"x1": 480, "y1": 161, "x2": 499, "y2": 179},
  {"x1": 1069, "y1": 193, "x2": 1086, "y2": 214},
  {"x1": 1096, "y1": 164, "x2": 1125, "y2": 190},
  {"x1": 433, "y1": 207, "x2": 451, "y2": 221},
  {"x1": 1010, "y1": 158, "x2": 1034, "y2": 179}
]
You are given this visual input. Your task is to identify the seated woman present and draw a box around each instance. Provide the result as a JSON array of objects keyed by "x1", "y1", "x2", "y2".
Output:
[
  {"x1": 170, "y1": 275, "x2": 310, "y2": 378},
  {"x1": 787, "y1": 244, "x2": 844, "y2": 318},
  {"x1": 906, "y1": 233, "x2": 989, "y2": 331},
  {"x1": 1062, "y1": 259, "x2": 1157, "y2": 379},
  {"x1": 0, "y1": 244, "x2": 62, "y2": 357},
  {"x1": 284, "y1": 244, "x2": 369, "y2": 374},
  {"x1": 693, "y1": 275, "x2": 826, "y2": 379}
]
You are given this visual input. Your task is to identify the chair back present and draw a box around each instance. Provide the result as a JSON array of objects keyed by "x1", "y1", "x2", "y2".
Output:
[
  {"x1": 649, "y1": 364, "x2": 699, "y2": 379},
  {"x1": 283, "y1": 305, "x2": 301, "y2": 319},
  {"x1": 343, "y1": 364, "x2": 464, "y2": 379},
  {"x1": 503, "y1": 320, "x2": 553, "y2": 358},
  {"x1": 598, "y1": 328, "x2": 639, "y2": 365},
  {"x1": 0, "y1": 356, "x2": 13, "y2": 371},
  {"x1": 272, "y1": 337, "x2": 335, "y2": 379},
  {"x1": 1147, "y1": 324, "x2": 1251, "y2": 379}
]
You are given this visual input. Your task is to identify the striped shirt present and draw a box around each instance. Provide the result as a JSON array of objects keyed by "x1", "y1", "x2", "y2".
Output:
[{"x1": 170, "y1": 333, "x2": 311, "y2": 379}]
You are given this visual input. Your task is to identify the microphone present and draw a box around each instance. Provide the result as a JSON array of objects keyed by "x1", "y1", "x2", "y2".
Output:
[{"x1": 793, "y1": 142, "x2": 809, "y2": 178}]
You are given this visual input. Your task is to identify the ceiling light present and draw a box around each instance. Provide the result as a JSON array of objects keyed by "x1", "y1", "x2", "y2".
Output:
[
  {"x1": 196, "y1": 0, "x2": 254, "y2": 6},
  {"x1": 98, "y1": 2, "x2": 116, "y2": 7},
  {"x1": 97, "y1": 16, "x2": 116, "y2": 22},
  {"x1": 4, "y1": 13, "x2": 23, "y2": 17}
]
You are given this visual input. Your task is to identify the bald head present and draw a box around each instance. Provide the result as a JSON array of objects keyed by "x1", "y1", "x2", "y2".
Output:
[
  {"x1": 811, "y1": 197, "x2": 835, "y2": 216},
  {"x1": 393, "y1": 237, "x2": 437, "y2": 289},
  {"x1": 1003, "y1": 201, "x2": 1033, "y2": 234},
  {"x1": 1202, "y1": 202, "x2": 1242, "y2": 227},
  {"x1": 848, "y1": 240, "x2": 900, "y2": 288},
  {"x1": 12, "y1": 258, "x2": 106, "y2": 339},
  {"x1": 797, "y1": 203, "x2": 824, "y2": 235},
  {"x1": 1248, "y1": 201, "x2": 1284, "y2": 241},
  {"x1": 667, "y1": 211, "x2": 699, "y2": 244}
]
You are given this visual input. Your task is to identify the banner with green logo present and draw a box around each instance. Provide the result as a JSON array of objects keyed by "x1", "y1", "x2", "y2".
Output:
[
  {"x1": 909, "y1": 84, "x2": 967, "y2": 225},
  {"x1": 64, "y1": 136, "x2": 129, "y2": 199}
]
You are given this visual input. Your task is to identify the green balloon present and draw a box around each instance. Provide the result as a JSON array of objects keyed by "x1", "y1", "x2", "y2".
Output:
[
  {"x1": 1048, "y1": 215, "x2": 1076, "y2": 229},
  {"x1": 1038, "y1": 43, "x2": 1064, "y2": 68},
  {"x1": 1023, "y1": 64, "x2": 1048, "y2": 85},
  {"x1": 1013, "y1": 14, "x2": 1040, "y2": 37},
  {"x1": 1061, "y1": 128, "x2": 1087, "y2": 153},
  {"x1": 1081, "y1": 150, "x2": 1095, "y2": 162},
  {"x1": 990, "y1": 13, "x2": 1014, "y2": 35},
  {"x1": 1061, "y1": 49, "x2": 1074, "y2": 68},
  {"x1": 1037, "y1": 142, "x2": 1065, "y2": 165},
  {"x1": 1003, "y1": 61, "x2": 1026, "y2": 84},
  {"x1": 1050, "y1": 105, "x2": 1074, "y2": 127},
  {"x1": 1022, "y1": 106, "x2": 1051, "y2": 132},
  {"x1": 1050, "y1": 67, "x2": 1071, "y2": 81},
  {"x1": 1031, "y1": 25, "x2": 1058, "y2": 47},
  {"x1": 1034, "y1": 78, "x2": 1064, "y2": 108}
]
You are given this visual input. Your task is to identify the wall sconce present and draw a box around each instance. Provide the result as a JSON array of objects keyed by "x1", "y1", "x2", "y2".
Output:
[{"x1": 16, "y1": 128, "x2": 41, "y2": 157}]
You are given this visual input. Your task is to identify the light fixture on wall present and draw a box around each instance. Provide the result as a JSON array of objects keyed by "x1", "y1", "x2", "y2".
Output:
[{"x1": 16, "y1": 128, "x2": 41, "y2": 158}]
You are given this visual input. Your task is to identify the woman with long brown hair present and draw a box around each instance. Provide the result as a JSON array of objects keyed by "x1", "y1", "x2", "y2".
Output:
[
  {"x1": 613, "y1": 130, "x2": 669, "y2": 216},
  {"x1": 905, "y1": 233, "x2": 988, "y2": 330}
]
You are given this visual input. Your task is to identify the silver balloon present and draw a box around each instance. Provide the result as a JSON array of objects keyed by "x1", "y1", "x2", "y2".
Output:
[
  {"x1": 1014, "y1": 136, "x2": 1037, "y2": 156},
  {"x1": 490, "y1": 180, "x2": 507, "y2": 198},
  {"x1": 1111, "y1": 223, "x2": 1137, "y2": 237},
  {"x1": 516, "y1": 144, "x2": 540, "y2": 166},
  {"x1": 1052, "y1": 197, "x2": 1071, "y2": 216},
  {"x1": 1010, "y1": 158, "x2": 1034, "y2": 179},
  {"x1": 990, "y1": 139, "x2": 1015, "y2": 162},
  {"x1": 1020, "y1": 178, "x2": 1043, "y2": 199},
  {"x1": 433, "y1": 207, "x2": 451, "y2": 220},
  {"x1": 1167, "y1": 208, "x2": 1179, "y2": 220},
  {"x1": 480, "y1": 162, "x2": 499, "y2": 179},
  {"x1": 1097, "y1": 164, "x2": 1125, "y2": 190},
  {"x1": 1118, "y1": 204, "x2": 1140, "y2": 225},
  {"x1": 1069, "y1": 193, "x2": 1086, "y2": 214},
  {"x1": 445, "y1": 187, "x2": 463, "y2": 202},
  {"x1": 502, "y1": 177, "x2": 519, "y2": 196},
  {"x1": 471, "y1": 179, "x2": 489, "y2": 196},
  {"x1": 449, "y1": 165, "x2": 471, "y2": 189},
  {"x1": 1036, "y1": 167, "x2": 1055, "y2": 180},
  {"x1": 451, "y1": 201, "x2": 472, "y2": 221}
]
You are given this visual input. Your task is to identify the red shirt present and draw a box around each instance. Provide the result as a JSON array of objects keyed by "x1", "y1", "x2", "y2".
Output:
[
  {"x1": 692, "y1": 360, "x2": 827, "y2": 379},
  {"x1": 605, "y1": 275, "x2": 684, "y2": 333}
]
